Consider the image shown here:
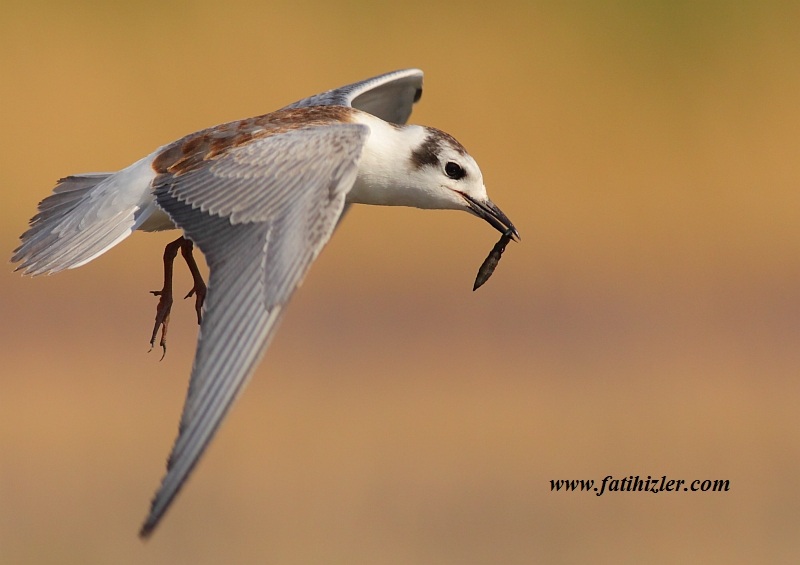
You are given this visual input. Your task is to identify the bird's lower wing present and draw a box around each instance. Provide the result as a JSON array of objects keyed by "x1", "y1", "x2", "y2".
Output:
[{"x1": 140, "y1": 123, "x2": 368, "y2": 537}]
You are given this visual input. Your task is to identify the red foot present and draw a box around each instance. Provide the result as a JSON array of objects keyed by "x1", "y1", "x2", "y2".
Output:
[{"x1": 149, "y1": 236, "x2": 206, "y2": 359}]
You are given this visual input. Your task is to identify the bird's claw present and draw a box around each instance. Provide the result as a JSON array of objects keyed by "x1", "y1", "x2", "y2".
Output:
[
  {"x1": 183, "y1": 281, "x2": 206, "y2": 325},
  {"x1": 149, "y1": 289, "x2": 172, "y2": 360}
]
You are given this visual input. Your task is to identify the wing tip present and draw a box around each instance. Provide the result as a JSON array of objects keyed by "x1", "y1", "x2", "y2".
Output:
[
  {"x1": 138, "y1": 493, "x2": 165, "y2": 539},
  {"x1": 139, "y1": 520, "x2": 156, "y2": 540},
  {"x1": 138, "y1": 486, "x2": 175, "y2": 540}
]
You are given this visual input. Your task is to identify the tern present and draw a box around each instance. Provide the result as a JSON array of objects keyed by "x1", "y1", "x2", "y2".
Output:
[{"x1": 12, "y1": 69, "x2": 519, "y2": 537}]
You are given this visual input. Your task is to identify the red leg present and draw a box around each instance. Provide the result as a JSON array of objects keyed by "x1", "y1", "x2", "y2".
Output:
[
  {"x1": 149, "y1": 236, "x2": 208, "y2": 359},
  {"x1": 149, "y1": 237, "x2": 184, "y2": 358},
  {"x1": 178, "y1": 238, "x2": 207, "y2": 324}
]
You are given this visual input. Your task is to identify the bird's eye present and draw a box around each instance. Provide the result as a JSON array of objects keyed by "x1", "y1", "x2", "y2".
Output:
[{"x1": 444, "y1": 161, "x2": 466, "y2": 180}]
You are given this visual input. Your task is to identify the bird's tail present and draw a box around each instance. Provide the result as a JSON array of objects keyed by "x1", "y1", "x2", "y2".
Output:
[
  {"x1": 12, "y1": 171, "x2": 142, "y2": 275},
  {"x1": 12, "y1": 156, "x2": 158, "y2": 275}
]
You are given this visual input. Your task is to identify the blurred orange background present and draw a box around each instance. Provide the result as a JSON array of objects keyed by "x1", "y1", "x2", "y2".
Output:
[{"x1": 2, "y1": 2, "x2": 800, "y2": 563}]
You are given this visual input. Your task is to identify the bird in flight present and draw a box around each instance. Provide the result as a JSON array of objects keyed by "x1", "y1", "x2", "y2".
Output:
[{"x1": 12, "y1": 69, "x2": 519, "y2": 537}]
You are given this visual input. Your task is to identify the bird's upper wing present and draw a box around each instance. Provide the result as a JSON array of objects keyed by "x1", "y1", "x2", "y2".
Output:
[
  {"x1": 282, "y1": 68, "x2": 423, "y2": 125},
  {"x1": 140, "y1": 122, "x2": 369, "y2": 537}
]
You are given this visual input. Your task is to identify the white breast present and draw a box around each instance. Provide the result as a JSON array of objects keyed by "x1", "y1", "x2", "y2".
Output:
[{"x1": 346, "y1": 113, "x2": 431, "y2": 207}]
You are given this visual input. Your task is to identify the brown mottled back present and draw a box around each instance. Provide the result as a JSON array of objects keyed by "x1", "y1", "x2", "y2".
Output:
[{"x1": 153, "y1": 106, "x2": 358, "y2": 177}]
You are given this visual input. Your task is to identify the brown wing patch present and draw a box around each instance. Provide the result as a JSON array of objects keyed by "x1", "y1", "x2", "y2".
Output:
[{"x1": 153, "y1": 106, "x2": 358, "y2": 177}]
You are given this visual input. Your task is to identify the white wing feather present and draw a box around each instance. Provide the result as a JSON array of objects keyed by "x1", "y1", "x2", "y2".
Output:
[
  {"x1": 139, "y1": 124, "x2": 368, "y2": 536},
  {"x1": 283, "y1": 68, "x2": 423, "y2": 125}
]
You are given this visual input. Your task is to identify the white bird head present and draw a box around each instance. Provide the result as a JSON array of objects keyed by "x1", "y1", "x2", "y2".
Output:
[{"x1": 352, "y1": 119, "x2": 519, "y2": 241}]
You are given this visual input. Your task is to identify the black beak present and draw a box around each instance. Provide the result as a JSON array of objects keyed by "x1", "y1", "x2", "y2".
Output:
[{"x1": 462, "y1": 194, "x2": 520, "y2": 241}]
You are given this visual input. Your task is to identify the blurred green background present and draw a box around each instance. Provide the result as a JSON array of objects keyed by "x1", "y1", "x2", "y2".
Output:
[{"x1": 2, "y1": 1, "x2": 800, "y2": 563}]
